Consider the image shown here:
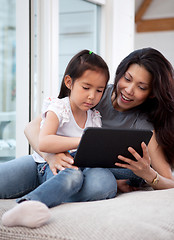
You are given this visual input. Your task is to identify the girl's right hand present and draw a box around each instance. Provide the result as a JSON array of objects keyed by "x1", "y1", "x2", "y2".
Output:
[{"x1": 44, "y1": 152, "x2": 78, "y2": 175}]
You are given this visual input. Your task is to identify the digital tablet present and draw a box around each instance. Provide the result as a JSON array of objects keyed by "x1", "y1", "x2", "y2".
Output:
[{"x1": 73, "y1": 127, "x2": 153, "y2": 168}]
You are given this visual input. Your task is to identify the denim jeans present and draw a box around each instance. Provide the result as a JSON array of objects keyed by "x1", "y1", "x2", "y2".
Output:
[
  {"x1": 0, "y1": 155, "x2": 117, "y2": 208},
  {"x1": 0, "y1": 155, "x2": 38, "y2": 199},
  {"x1": 109, "y1": 168, "x2": 144, "y2": 187}
]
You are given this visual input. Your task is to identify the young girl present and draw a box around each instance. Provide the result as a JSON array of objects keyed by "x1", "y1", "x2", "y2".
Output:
[{"x1": 2, "y1": 49, "x2": 110, "y2": 228}]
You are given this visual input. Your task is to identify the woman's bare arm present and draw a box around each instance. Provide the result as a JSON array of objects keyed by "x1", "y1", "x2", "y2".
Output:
[{"x1": 24, "y1": 115, "x2": 42, "y2": 155}]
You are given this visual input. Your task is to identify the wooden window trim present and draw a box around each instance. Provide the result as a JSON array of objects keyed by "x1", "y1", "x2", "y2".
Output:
[{"x1": 135, "y1": 0, "x2": 174, "y2": 32}]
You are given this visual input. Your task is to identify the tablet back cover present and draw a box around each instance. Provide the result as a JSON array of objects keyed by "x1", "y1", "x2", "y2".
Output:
[{"x1": 73, "y1": 128, "x2": 152, "y2": 168}]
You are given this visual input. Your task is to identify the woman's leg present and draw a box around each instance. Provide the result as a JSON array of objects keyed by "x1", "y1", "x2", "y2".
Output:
[
  {"x1": 17, "y1": 165, "x2": 84, "y2": 208},
  {"x1": 69, "y1": 168, "x2": 117, "y2": 202},
  {"x1": 0, "y1": 155, "x2": 39, "y2": 199},
  {"x1": 109, "y1": 168, "x2": 144, "y2": 187}
]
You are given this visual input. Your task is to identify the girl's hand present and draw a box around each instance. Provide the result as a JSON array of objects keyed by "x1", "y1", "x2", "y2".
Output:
[
  {"x1": 44, "y1": 152, "x2": 78, "y2": 175},
  {"x1": 115, "y1": 142, "x2": 152, "y2": 179}
]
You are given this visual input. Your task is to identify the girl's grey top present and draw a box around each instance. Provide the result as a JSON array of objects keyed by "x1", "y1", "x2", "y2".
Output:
[{"x1": 96, "y1": 84, "x2": 153, "y2": 130}]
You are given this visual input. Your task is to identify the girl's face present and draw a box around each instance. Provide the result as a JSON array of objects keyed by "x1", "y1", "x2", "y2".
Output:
[
  {"x1": 66, "y1": 70, "x2": 107, "y2": 112},
  {"x1": 114, "y1": 64, "x2": 152, "y2": 112}
]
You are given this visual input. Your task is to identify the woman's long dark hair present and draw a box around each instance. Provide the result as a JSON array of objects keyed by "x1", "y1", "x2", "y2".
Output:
[
  {"x1": 113, "y1": 47, "x2": 174, "y2": 167},
  {"x1": 58, "y1": 49, "x2": 110, "y2": 98}
]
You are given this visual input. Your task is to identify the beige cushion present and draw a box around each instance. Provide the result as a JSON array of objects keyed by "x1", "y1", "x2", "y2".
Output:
[{"x1": 0, "y1": 188, "x2": 174, "y2": 240}]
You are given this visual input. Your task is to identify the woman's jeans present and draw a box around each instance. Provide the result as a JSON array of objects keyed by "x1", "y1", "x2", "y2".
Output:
[
  {"x1": 109, "y1": 168, "x2": 144, "y2": 187},
  {"x1": 0, "y1": 155, "x2": 117, "y2": 208}
]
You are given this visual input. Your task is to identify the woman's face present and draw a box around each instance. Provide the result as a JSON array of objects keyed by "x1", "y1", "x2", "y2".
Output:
[{"x1": 114, "y1": 64, "x2": 152, "y2": 112}]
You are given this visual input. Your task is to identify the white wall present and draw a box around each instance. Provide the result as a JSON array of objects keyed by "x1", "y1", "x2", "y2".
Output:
[
  {"x1": 103, "y1": 0, "x2": 135, "y2": 82},
  {"x1": 135, "y1": 31, "x2": 174, "y2": 66},
  {"x1": 134, "y1": 0, "x2": 174, "y2": 66}
]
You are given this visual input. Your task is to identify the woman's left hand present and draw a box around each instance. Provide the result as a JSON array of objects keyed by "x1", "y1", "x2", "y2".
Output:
[{"x1": 115, "y1": 142, "x2": 152, "y2": 179}]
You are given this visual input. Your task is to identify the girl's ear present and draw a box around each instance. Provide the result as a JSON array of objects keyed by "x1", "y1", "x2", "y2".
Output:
[{"x1": 64, "y1": 75, "x2": 72, "y2": 89}]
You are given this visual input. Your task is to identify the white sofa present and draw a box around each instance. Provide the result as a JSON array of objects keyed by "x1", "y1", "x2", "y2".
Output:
[{"x1": 0, "y1": 187, "x2": 174, "y2": 240}]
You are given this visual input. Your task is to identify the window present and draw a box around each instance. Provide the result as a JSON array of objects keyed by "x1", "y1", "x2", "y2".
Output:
[
  {"x1": 0, "y1": 0, "x2": 134, "y2": 158},
  {"x1": 0, "y1": 0, "x2": 16, "y2": 162},
  {"x1": 30, "y1": 0, "x2": 134, "y2": 138},
  {"x1": 59, "y1": 0, "x2": 101, "y2": 83},
  {"x1": 31, "y1": 0, "x2": 101, "y2": 119}
]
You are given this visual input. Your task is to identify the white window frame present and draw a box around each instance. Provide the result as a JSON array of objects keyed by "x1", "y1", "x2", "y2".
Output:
[
  {"x1": 30, "y1": 0, "x2": 59, "y2": 119},
  {"x1": 38, "y1": 0, "x2": 59, "y2": 100},
  {"x1": 16, "y1": 0, "x2": 30, "y2": 157},
  {"x1": 85, "y1": 0, "x2": 106, "y2": 5}
]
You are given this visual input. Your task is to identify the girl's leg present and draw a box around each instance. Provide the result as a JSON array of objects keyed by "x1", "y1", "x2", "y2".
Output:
[
  {"x1": 17, "y1": 165, "x2": 84, "y2": 208},
  {"x1": 0, "y1": 155, "x2": 39, "y2": 199},
  {"x1": 1, "y1": 156, "x2": 50, "y2": 228},
  {"x1": 69, "y1": 168, "x2": 117, "y2": 202},
  {"x1": 2, "y1": 200, "x2": 51, "y2": 228},
  {"x1": 2, "y1": 163, "x2": 81, "y2": 228}
]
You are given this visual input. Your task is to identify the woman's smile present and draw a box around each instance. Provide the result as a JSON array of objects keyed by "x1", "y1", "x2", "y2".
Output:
[
  {"x1": 120, "y1": 93, "x2": 133, "y2": 102},
  {"x1": 114, "y1": 64, "x2": 152, "y2": 112}
]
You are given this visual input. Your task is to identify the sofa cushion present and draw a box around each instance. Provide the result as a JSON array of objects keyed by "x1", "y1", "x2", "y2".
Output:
[{"x1": 0, "y1": 188, "x2": 174, "y2": 240}]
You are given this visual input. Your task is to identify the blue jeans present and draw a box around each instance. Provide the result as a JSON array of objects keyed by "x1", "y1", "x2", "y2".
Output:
[
  {"x1": 0, "y1": 155, "x2": 117, "y2": 208},
  {"x1": 0, "y1": 156, "x2": 38, "y2": 198},
  {"x1": 109, "y1": 168, "x2": 144, "y2": 187}
]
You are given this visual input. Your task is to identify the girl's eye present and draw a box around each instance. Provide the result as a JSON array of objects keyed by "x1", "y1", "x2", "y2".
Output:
[
  {"x1": 97, "y1": 89, "x2": 103, "y2": 93},
  {"x1": 83, "y1": 86, "x2": 89, "y2": 90}
]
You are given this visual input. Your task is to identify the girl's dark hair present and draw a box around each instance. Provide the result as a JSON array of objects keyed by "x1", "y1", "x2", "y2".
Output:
[
  {"x1": 113, "y1": 47, "x2": 174, "y2": 167},
  {"x1": 58, "y1": 49, "x2": 110, "y2": 98}
]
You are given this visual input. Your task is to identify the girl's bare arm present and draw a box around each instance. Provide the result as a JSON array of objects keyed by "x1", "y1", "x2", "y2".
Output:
[
  {"x1": 24, "y1": 115, "x2": 77, "y2": 173},
  {"x1": 38, "y1": 111, "x2": 80, "y2": 153}
]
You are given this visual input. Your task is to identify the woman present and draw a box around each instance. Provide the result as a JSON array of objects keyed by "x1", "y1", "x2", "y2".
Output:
[{"x1": 97, "y1": 47, "x2": 174, "y2": 190}]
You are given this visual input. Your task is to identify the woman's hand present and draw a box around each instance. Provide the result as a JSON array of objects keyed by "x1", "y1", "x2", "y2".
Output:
[
  {"x1": 115, "y1": 142, "x2": 152, "y2": 180},
  {"x1": 115, "y1": 133, "x2": 174, "y2": 190},
  {"x1": 44, "y1": 152, "x2": 78, "y2": 175}
]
